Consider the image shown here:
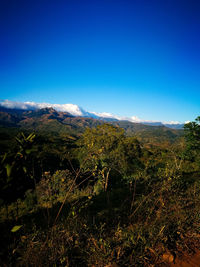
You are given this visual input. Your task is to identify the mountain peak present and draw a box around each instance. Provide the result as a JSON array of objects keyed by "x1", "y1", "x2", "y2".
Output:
[{"x1": 40, "y1": 107, "x2": 58, "y2": 114}]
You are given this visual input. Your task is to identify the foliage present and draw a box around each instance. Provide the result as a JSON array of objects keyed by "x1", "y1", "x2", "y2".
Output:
[
  {"x1": 77, "y1": 124, "x2": 143, "y2": 191},
  {"x1": 36, "y1": 170, "x2": 74, "y2": 207},
  {"x1": 0, "y1": 132, "x2": 37, "y2": 205},
  {"x1": 0, "y1": 118, "x2": 200, "y2": 266},
  {"x1": 184, "y1": 116, "x2": 200, "y2": 161}
]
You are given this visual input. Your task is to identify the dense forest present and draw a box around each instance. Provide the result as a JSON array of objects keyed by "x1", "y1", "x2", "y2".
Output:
[{"x1": 0, "y1": 108, "x2": 200, "y2": 266}]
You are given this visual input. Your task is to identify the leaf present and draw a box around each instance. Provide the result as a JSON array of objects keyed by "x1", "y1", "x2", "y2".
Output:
[
  {"x1": 25, "y1": 149, "x2": 32, "y2": 155},
  {"x1": 159, "y1": 225, "x2": 165, "y2": 235},
  {"x1": 27, "y1": 133, "x2": 35, "y2": 142},
  {"x1": 5, "y1": 163, "x2": 12, "y2": 177},
  {"x1": 23, "y1": 166, "x2": 27, "y2": 173},
  {"x1": 11, "y1": 225, "x2": 23, "y2": 232},
  {"x1": 15, "y1": 136, "x2": 23, "y2": 146},
  {"x1": 1, "y1": 153, "x2": 7, "y2": 164}
]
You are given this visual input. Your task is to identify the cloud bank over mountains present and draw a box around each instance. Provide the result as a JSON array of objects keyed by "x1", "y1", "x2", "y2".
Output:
[
  {"x1": 0, "y1": 99, "x2": 85, "y2": 116},
  {"x1": 0, "y1": 99, "x2": 183, "y2": 126}
]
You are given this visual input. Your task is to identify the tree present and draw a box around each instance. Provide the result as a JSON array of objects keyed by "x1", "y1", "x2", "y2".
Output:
[
  {"x1": 0, "y1": 132, "x2": 36, "y2": 205},
  {"x1": 184, "y1": 116, "x2": 200, "y2": 147},
  {"x1": 77, "y1": 124, "x2": 143, "y2": 192},
  {"x1": 184, "y1": 116, "x2": 200, "y2": 161}
]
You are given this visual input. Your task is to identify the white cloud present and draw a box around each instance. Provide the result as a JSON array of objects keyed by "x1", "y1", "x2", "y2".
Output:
[
  {"x1": 163, "y1": 121, "x2": 180, "y2": 125},
  {"x1": 129, "y1": 116, "x2": 143, "y2": 123},
  {"x1": 0, "y1": 99, "x2": 33, "y2": 110},
  {"x1": 0, "y1": 100, "x2": 84, "y2": 116},
  {"x1": 90, "y1": 111, "x2": 122, "y2": 120},
  {"x1": 51, "y1": 104, "x2": 83, "y2": 116}
]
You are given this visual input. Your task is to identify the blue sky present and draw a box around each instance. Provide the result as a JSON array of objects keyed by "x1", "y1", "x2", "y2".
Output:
[{"x1": 0, "y1": 0, "x2": 199, "y2": 122}]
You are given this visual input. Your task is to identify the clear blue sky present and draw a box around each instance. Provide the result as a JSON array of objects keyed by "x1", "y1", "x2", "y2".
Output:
[{"x1": 0, "y1": 0, "x2": 199, "y2": 122}]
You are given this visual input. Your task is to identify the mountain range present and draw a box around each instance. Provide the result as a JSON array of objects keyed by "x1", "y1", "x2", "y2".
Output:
[
  {"x1": 0, "y1": 100, "x2": 184, "y2": 129},
  {"x1": 0, "y1": 103, "x2": 184, "y2": 147}
]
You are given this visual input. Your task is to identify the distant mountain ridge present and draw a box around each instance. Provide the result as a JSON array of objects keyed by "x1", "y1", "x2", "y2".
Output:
[
  {"x1": 0, "y1": 100, "x2": 184, "y2": 129},
  {"x1": 0, "y1": 106, "x2": 184, "y2": 145}
]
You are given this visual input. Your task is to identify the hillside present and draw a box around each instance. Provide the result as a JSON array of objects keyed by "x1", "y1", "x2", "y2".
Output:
[
  {"x1": 0, "y1": 108, "x2": 199, "y2": 266},
  {"x1": 0, "y1": 107, "x2": 183, "y2": 146}
]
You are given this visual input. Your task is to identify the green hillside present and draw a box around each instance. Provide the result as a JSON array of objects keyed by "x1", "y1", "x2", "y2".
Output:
[
  {"x1": 1, "y1": 108, "x2": 198, "y2": 266},
  {"x1": 0, "y1": 107, "x2": 183, "y2": 148}
]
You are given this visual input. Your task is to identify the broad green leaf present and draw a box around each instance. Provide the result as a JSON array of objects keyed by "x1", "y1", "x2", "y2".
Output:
[{"x1": 11, "y1": 225, "x2": 23, "y2": 232}]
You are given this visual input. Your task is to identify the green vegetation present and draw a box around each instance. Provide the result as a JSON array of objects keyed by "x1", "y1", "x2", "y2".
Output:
[{"x1": 0, "y1": 111, "x2": 199, "y2": 266}]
